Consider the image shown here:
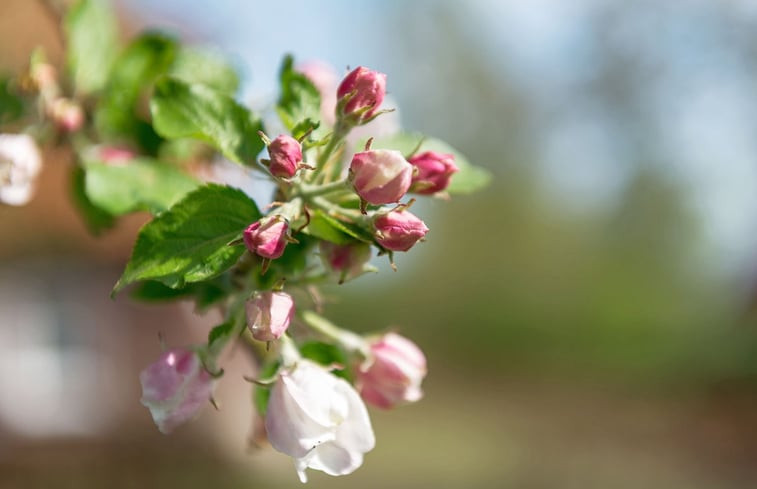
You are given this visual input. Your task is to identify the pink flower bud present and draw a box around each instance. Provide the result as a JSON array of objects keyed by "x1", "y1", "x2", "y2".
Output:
[
  {"x1": 243, "y1": 216, "x2": 289, "y2": 259},
  {"x1": 408, "y1": 151, "x2": 459, "y2": 194},
  {"x1": 320, "y1": 241, "x2": 372, "y2": 283},
  {"x1": 246, "y1": 291, "x2": 295, "y2": 342},
  {"x1": 139, "y1": 348, "x2": 215, "y2": 434},
  {"x1": 337, "y1": 66, "x2": 387, "y2": 121},
  {"x1": 373, "y1": 209, "x2": 428, "y2": 252},
  {"x1": 99, "y1": 145, "x2": 136, "y2": 165},
  {"x1": 31, "y1": 63, "x2": 57, "y2": 92},
  {"x1": 357, "y1": 333, "x2": 427, "y2": 409},
  {"x1": 50, "y1": 98, "x2": 84, "y2": 132},
  {"x1": 349, "y1": 149, "x2": 412, "y2": 205},
  {"x1": 267, "y1": 134, "x2": 302, "y2": 178}
]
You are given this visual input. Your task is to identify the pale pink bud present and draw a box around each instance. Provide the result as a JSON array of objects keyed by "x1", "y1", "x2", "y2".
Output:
[
  {"x1": 298, "y1": 60, "x2": 338, "y2": 126},
  {"x1": 357, "y1": 333, "x2": 427, "y2": 409},
  {"x1": 337, "y1": 66, "x2": 387, "y2": 121},
  {"x1": 31, "y1": 63, "x2": 57, "y2": 92},
  {"x1": 99, "y1": 145, "x2": 136, "y2": 165},
  {"x1": 243, "y1": 216, "x2": 289, "y2": 259},
  {"x1": 50, "y1": 98, "x2": 84, "y2": 132},
  {"x1": 139, "y1": 348, "x2": 215, "y2": 434},
  {"x1": 349, "y1": 149, "x2": 412, "y2": 205},
  {"x1": 373, "y1": 209, "x2": 428, "y2": 252},
  {"x1": 0, "y1": 134, "x2": 42, "y2": 206},
  {"x1": 246, "y1": 291, "x2": 295, "y2": 342},
  {"x1": 267, "y1": 135, "x2": 302, "y2": 178},
  {"x1": 320, "y1": 241, "x2": 372, "y2": 283},
  {"x1": 408, "y1": 151, "x2": 459, "y2": 194}
]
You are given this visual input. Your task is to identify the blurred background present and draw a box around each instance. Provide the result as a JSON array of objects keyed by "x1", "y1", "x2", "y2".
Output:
[{"x1": 2, "y1": 0, "x2": 757, "y2": 487}]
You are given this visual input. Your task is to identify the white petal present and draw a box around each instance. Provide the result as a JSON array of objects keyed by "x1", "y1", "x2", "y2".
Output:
[
  {"x1": 306, "y1": 441, "x2": 363, "y2": 477},
  {"x1": 0, "y1": 183, "x2": 34, "y2": 206},
  {"x1": 334, "y1": 378, "x2": 375, "y2": 452},
  {"x1": 266, "y1": 374, "x2": 335, "y2": 459}
]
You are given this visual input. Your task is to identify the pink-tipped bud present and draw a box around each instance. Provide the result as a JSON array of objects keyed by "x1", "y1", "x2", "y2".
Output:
[
  {"x1": 337, "y1": 66, "x2": 387, "y2": 122},
  {"x1": 350, "y1": 149, "x2": 412, "y2": 205},
  {"x1": 246, "y1": 291, "x2": 295, "y2": 342},
  {"x1": 30, "y1": 63, "x2": 57, "y2": 93},
  {"x1": 357, "y1": 333, "x2": 427, "y2": 409},
  {"x1": 320, "y1": 241, "x2": 372, "y2": 282},
  {"x1": 139, "y1": 348, "x2": 215, "y2": 434},
  {"x1": 373, "y1": 209, "x2": 428, "y2": 252},
  {"x1": 99, "y1": 145, "x2": 136, "y2": 165},
  {"x1": 50, "y1": 98, "x2": 84, "y2": 132},
  {"x1": 243, "y1": 216, "x2": 289, "y2": 259},
  {"x1": 267, "y1": 134, "x2": 303, "y2": 178},
  {"x1": 409, "y1": 151, "x2": 459, "y2": 194}
]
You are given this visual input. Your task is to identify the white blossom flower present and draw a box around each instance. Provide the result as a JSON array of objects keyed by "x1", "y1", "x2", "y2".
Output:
[
  {"x1": 265, "y1": 359, "x2": 375, "y2": 483},
  {"x1": 0, "y1": 134, "x2": 42, "y2": 206}
]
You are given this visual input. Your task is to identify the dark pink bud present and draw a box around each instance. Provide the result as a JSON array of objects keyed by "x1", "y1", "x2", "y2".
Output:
[
  {"x1": 350, "y1": 149, "x2": 412, "y2": 205},
  {"x1": 267, "y1": 134, "x2": 302, "y2": 178},
  {"x1": 408, "y1": 151, "x2": 459, "y2": 194},
  {"x1": 357, "y1": 333, "x2": 427, "y2": 409},
  {"x1": 337, "y1": 66, "x2": 387, "y2": 121},
  {"x1": 243, "y1": 216, "x2": 289, "y2": 259},
  {"x1": 374, "y1": 209, "x2": 428, "y2": 252},
  {"x1": 139, "y1": 348, "x2": 215, "y2": 433},
  {"x1": 320, "y1": 241, "x2": 372, "y2": 282},
  {"x1": 246, "y1": 291, "x2": 295, "y2": 342}
]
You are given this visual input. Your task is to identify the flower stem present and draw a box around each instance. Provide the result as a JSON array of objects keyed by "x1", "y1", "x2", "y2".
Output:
[{"x1": 300, "y1": 310, "x2": 366, "y2": 354}]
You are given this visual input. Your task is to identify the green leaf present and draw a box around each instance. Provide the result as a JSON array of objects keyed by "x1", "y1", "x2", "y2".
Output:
[
  {"x1": 84, "y1": 158, "x2": 200, "y2": 215},
  {"x1": 70, "y1": 166, "x2": 115, "y2": 235},
  {"x1": 170, "y1": 47, "x2": 239, "y2": 94},
  {"x1": 95, "y1": 33, "x2": 177, "y2": 143},
  {"x1": 276, "y1": 54, "x2": 322, "y2": 138},
  {"x1": 0, "y1": 76, "x2": 24, "y2": 125},
  {"x1": 370, "y1": 132, "x2": 492, "y2": 194},
  {"x1": 114, "y1": 184, "x2": 260, "y2": 293},
  {"x1": 131, "y1": 278, "x2": 229, "y2": 310},
  {"x1": 208, "y1": 320, "x2": 235, "y2": 349},
  {"x1": 150, "y1": 77, "x2": 264, "y2": 165},
  {"x1": 64, "y1": 0, "x2": 119, "y2": 94},
  {"x1": 300, "y1": 341, "x2": 351, "y2": 381},
  {"x1": 303, "y1": 209, "x2": 372, "y2": 245}
]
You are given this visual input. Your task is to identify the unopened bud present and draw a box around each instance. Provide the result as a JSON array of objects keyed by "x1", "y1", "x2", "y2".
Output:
[
  {"x1": 243, "y1": 216, "x2": 289, "y2": 259},
  {"x1": 408, "y1": 151, "x2": 459, "y2": 195},
  {"x1": 320, "y1": 241, "x2": 372, "y2": 283},
  {"x1": 349, "y1": 149, "x2": 412, "y2": 205},
  {"x1": 50, "y1": 98, "x2": 84, "y2": 132},
  {"x1": 267, "y1": 135, "x2": 303, "y2": 178},
  {"x1": 357, "y1": 333, "x2": 427, "y2": 409},
  {"x1": 336, "y1": 66, "x2": 386, "y2": 123},
  {"x1": 139, "y1": 348, "x2": 215, "y2": 434},
  {"x1": 246, "y1": 291, "x2": 295, "y2": 342},
  {"x1": 373, "y1": 209, "x2": 428, "y2": 252}
]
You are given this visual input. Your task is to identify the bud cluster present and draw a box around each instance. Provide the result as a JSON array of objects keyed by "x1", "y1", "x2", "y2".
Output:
[{"x1": 1, "y1": 27, "x2": 471, "y2": 484}]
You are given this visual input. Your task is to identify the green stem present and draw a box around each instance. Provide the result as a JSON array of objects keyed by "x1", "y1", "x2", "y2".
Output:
[
  {"x1": 309, "y1": 121, "x2": 348, "y2": 183},
  {"x1": 297, "y1": 179, "x2": 349, "y2": 199},
  {"x1": 300, "y1": 310, "x2": 367, "y2": 354},
  {"x1": 279, "y1": 334, "x2": 301, "y2": 368}
]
